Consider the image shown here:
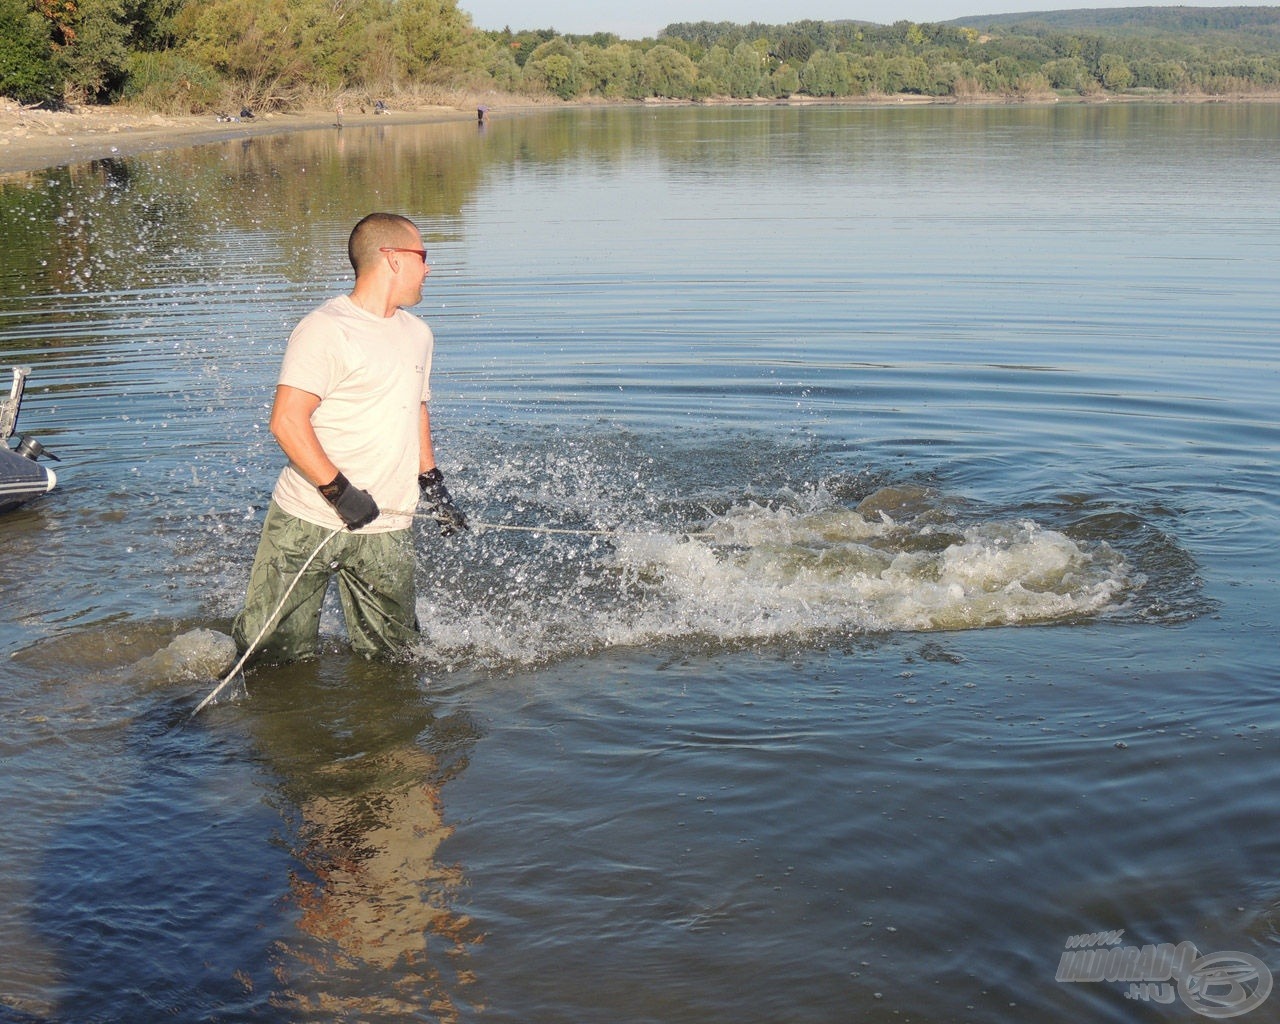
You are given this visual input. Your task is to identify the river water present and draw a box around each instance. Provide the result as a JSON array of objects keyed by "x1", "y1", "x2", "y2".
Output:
[{"x1": 1, "y1": 102, "x2": 1278, "y2": 1022}]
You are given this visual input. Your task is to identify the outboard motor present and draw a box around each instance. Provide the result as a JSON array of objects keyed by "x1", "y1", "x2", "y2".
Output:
[{"x1": 15, "y1": 434, "x2": 59, "y2": 463}]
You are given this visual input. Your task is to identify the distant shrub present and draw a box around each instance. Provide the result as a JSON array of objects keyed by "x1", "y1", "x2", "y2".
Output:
[
  {"x1": 1014, "y1": 72, "x2": 1054, "y2": 97},
  {"x1": 121, "y1": 51, "x2": 224, "y2": 113}
]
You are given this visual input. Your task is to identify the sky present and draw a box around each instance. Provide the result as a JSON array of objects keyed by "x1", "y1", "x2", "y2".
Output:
[{"x1": 459, "y1": 0, "x2": 1270, "y2": 38}]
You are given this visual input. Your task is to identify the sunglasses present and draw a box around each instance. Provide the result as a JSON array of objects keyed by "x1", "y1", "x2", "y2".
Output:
[{"x1": 379, "y1": 246, "x2": 428, "y2": 261}]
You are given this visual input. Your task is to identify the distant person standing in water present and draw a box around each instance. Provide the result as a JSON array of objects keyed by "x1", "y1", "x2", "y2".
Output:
[{"x1": 232, "y1": 212, "x2": 468, "y2": 664}]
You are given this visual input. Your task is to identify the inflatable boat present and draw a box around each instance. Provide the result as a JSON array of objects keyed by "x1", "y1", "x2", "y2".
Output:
[{"x1": 1, "y1": 366, "x2": 59, "y2": 513}]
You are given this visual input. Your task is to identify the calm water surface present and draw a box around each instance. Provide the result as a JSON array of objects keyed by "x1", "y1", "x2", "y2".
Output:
[{"x1": 1, "y1": 103, "x2": 1278, "y2": 1023}]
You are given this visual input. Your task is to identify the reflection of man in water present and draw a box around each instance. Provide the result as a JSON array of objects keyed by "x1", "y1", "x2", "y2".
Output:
[
  {"x1": 232, "y1": 212, "x2": 467, "y2": 664},
  {"x1": 254, "y1": 663, "x2": 480, "y2": 1018}
]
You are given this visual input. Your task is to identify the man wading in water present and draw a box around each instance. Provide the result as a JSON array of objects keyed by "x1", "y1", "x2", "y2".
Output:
[{"x1": 232, "y1": 212, "x2": 467, "y2": 664}]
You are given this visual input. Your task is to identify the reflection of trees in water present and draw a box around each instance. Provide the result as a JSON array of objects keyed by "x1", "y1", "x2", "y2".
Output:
[
  {"x1": 0, "y1": 120, "x2": 487, "y2": 301},
  {"x1": 5, "y1": 104, "x2": 1278, "y2": 310},
  {"x1": 244, "y1": 658, "x2": 481, "y2": 1020},
  {"x1": 0, "y1": 156, "x2": 201, "y2": 300}
]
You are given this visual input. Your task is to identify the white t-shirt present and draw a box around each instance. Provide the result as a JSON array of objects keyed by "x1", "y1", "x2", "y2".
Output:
[{"x1": 270, "y1": 295, "x2": 433, "y2": 533}]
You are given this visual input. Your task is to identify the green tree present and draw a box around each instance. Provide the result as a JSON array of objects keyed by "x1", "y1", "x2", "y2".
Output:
[
  {"x1": 600, "y1": 42, "x2": 640, "y2": 97},
  {"x1": 1098, "y1": 52, "x2": 1132, "y2": 89},
  {"x1": 697, "y1": 45, "x2": 732, "y2": 95},
  {"x1": 343, "y1": 13, "x2": 401, "y2": 89},
  {"x1": 178, "y1": 0, "x2": 275, "y2": 79},
  {"x1": 578, "y1": 42, "x2": 637, "y2": 98},
  {"x1": 926, "y1": 59, "x2": 964, "y2": 96},
  {"x1": 393, "y1": 0, "x2": 478, "y2": 81},
  {"x1": 286, "y1": 0, "x2": 368, "y2": 89},
  {"x1": 1042, "y1": 56, "x2": 1092, "y2": 91},
  {"x1": 126, "y1": 0, "x2": 185, "y2": 50},
  {"x1": 799, "y1": 49, "x2": 848, "y2": 96},
  {"x1": 725, "y1": 41, "x2": 763, "y2": 97},
  {"x1": 639, "y1": 44, "x2": 696, "y2": 98},
  {"x1": 15, "y1": 4, "x2": 1280, "y2": 118},
  {"x1": 52, "y1": 0, "x2": 133, "y2": 100},
  {"x1": 771, "y1": 25, "x2": 815, "y2": 64},
  {"x1": 1130, "y1": 58, "x2": 1188, "y2": 91},
  {"x1": 524, "y1": 37, "x2": 581, "y2": 98},
  {"x1": 883, "y1": 53, "x2": 931, "y2": 93},
  {"x1": 1077, "y1": 35, "x2": 1106, "y2": 75},
  {"x1": 975, "y1": 54, "x2": 1029, "y2": 93},
  {"x1": 498, "y1": 27, "x2": 556, "y2": 68},
  {"x1": 536, "y1": 52, "x2": 574, "y2": 97},
  {"x1": 483, "y1": 38, "x2": 523, "y2": 90},
  {"x1": 175, "y1": 0, "x2": 305, "y2": 104},
  {"x1": 845, "y1": 54, "x2": 874, "y2": 94},
  {"x1": 0, "y1": 0, "x2": 59, "y2": 103},
  {"x1": 768, "y1": 62, "x2": 800, "y2": 97}
]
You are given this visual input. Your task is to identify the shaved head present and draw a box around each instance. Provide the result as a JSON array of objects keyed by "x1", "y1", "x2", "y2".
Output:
[{"x1": 348, "y1": 213, "x2": 421, "y2": 274}]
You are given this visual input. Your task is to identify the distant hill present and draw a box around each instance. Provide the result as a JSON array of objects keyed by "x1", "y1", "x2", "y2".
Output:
[
  {"x1": 665, "y1": 8, "x2": 1280, "y2": 52},
  {"x1": 942, "y1": 5, "x2": 1280, "y2": 54},
  {"x1": 947, "y1": 5, "x2": 1280, "y2": 37}
]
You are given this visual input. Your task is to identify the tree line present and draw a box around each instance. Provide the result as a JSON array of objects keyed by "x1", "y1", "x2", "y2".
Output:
[{"x1": 3, "y1": 0, "x2": 1280, "y2": 111}]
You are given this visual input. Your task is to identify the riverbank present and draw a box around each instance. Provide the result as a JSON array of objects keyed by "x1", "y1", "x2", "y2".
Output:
[
  {"x1": 0, "y1": 98, "x2": 496, "y2": 176},
  {"x1": 4, "y1": 90, "x2": 1278, "y2": 176}
]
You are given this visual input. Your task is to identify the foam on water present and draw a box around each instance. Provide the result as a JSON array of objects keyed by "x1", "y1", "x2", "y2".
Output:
[
  {"x1": 614, "y1": 500, "x2": 1133, "y2": 635},
  {"x1": 415, "y1": 484, "x2": 1139, "y2": 670}
]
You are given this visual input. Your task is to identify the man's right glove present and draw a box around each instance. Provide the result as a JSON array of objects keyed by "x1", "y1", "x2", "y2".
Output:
[
  {"x1": 318, "y1": 472, "x2": 379, "y2": 531},
  {"x1": 418, "y1": 467, "x2": 469, "y2": 536}
]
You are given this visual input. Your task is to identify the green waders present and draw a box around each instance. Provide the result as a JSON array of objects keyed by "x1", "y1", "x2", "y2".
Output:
[{"x1": 232, "y1": 501, "x2": 420, "y2": 664}]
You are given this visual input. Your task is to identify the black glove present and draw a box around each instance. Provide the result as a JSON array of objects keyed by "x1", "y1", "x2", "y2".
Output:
[
  {"x1": 318, "y1": 472, "x2": 379, "y2": 530},
  {"x1": 418, "y1": 467, "x2": 468, "y2": 536}
]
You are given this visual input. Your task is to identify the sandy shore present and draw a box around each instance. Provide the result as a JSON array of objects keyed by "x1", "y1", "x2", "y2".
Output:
[{"x1": 0, "y1": 100, "x2": 487, "y2": 176}]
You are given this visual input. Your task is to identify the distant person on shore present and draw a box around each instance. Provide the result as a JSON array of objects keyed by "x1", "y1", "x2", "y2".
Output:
[{"x1": 231, "y1": 212, "x2": 468, "y2": 664}]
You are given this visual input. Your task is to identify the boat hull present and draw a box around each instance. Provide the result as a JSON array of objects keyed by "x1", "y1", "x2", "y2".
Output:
[{"x1": 0, "y1": 446, "x2": 56, "y2": 513}]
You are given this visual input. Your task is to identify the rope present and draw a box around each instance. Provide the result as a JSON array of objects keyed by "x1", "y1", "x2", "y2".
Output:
[
  {"x1": 389, "y1": 506, "x2": 716, "y2": 540},
  {"x1": 471, "y1": 518, "x2": 712, "y2": 539},
  {"x1": 190, "y1": 511, "x2": 712, "y2": 717},
  {"x1": 469, "y1": 519, "x2": 624, "y2": 537},
  {"x1": 190, "y1": 525, "x2": 342, "y2": 718}
]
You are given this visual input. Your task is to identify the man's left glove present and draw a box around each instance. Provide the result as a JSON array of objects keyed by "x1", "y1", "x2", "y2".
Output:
[{"x1": 418, "y1": 467, "x2": 469, "y2": 536}]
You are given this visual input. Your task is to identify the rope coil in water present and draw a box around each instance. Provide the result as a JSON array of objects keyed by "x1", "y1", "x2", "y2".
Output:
[{"x1": 189, "y1": 512, "x2": 711, "y2": 717}]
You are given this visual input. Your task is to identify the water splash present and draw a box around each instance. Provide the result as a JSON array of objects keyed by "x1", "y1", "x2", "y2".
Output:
[
  {"x1": 416, "y1": 482, "x2": 1140, "y2": 671},
  {"x1": 619, "y1": 497, "x2": 1133, "y2": 634}
]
